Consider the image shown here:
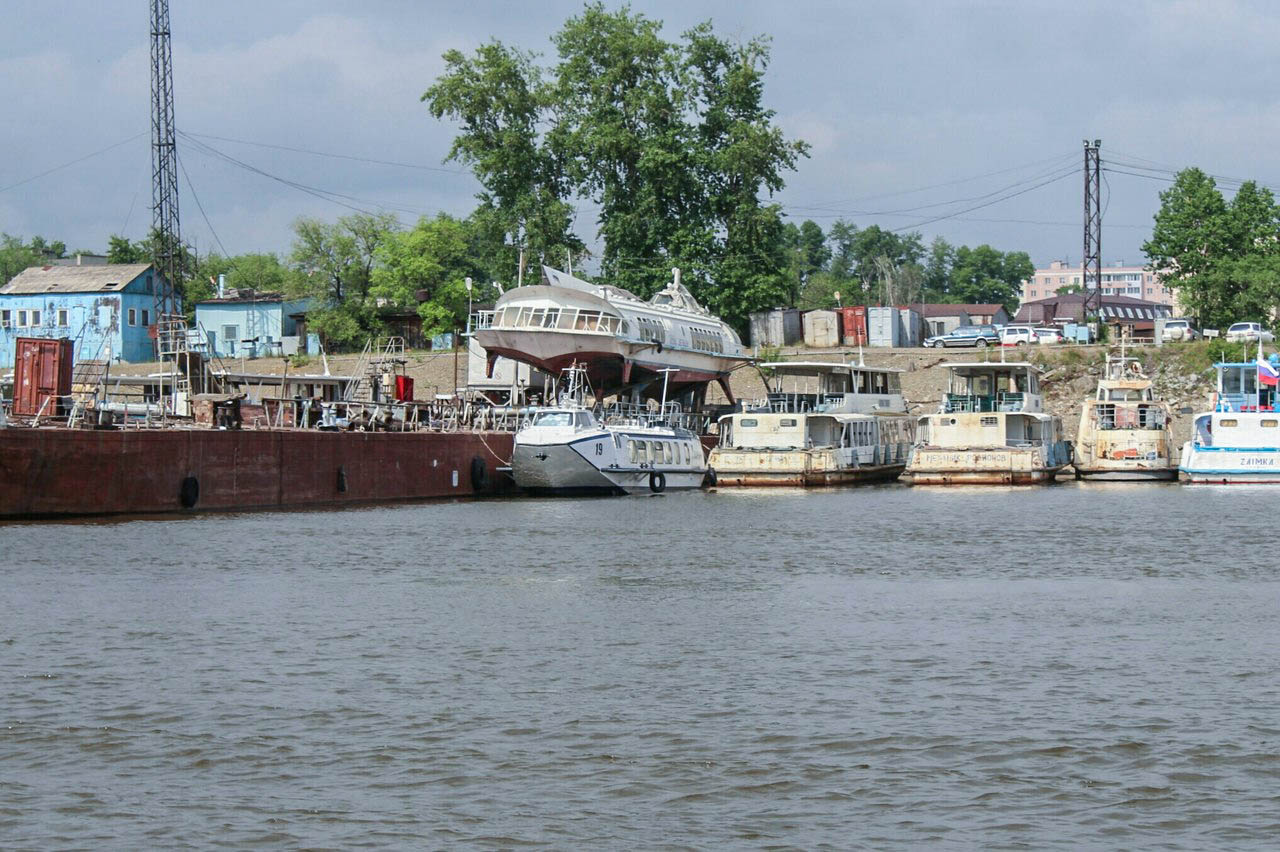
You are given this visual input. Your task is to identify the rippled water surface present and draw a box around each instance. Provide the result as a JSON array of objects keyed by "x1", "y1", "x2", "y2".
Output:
[{"x1": 3, "y1": 484, "x2": 1279, "y2": 848}]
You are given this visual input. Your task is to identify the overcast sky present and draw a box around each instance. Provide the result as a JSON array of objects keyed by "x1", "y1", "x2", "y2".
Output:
[{"x1": 3, "y1": 0, "x2": 1279, "y2": 276}]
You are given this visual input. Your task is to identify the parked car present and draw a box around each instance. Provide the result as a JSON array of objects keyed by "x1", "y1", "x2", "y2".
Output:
[
  {"x1": 1225, "y1": 322, "x2": 1275, "y2": 343},
  {"x1": 1033, "y1": 327, "x2": 1064, "y2": 344},
  {"x1": 1000, "y1": 325, "x2": 1037, "y2": 346},
  {"x1": 922, "y1": 325, "x2": 1001, "y2": 348},
  {"x1": 1161, "y1": 319, "x2": 1198, "y2": 342}
]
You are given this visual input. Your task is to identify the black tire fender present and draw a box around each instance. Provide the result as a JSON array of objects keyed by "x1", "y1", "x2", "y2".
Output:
[
  {"x1": 703, "y1": 466, "x2": 717, "y2": 488},
  {"x1": 179, "y1": 476, "x2": 199, "y2": 509},
  {"x1": 648, "y1": 470, "x2": 666, "y2": 493},
  {"x1": 470, "y1": 456, "x2": 490, "y2": 492}
]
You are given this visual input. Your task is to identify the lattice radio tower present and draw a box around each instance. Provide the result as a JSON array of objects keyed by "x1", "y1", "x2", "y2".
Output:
[
  {"x1": 1082, "y1": 139, "x2": 1102, "y2": 316},
  {"x1": 150, "y1": 0, "x2": 182, "y2": 320}
]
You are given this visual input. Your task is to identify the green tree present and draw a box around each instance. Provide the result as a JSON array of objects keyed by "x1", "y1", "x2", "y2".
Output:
[
  {"x1": 423, "y1": 41, "x2": 583, "y2": 280},
  {"x1": 782, "y1": 220, "x2": 829, "y2": 304},
  {"x1": 106, "y1": 235, "x2": 146, "y2": 264},
  {"x1": 0, "y1": 234, "x2": 46, "y2": 286},
  {"x1": 371, "y1": 214, "x2": 485, "y2": 338},
  {"x1": 1144, "y1": 169, "x2": 1280, "y2": 326},
  {"x1": 921, "y1": 236, "x2": 954, "y2": 301},
  {"x1": 288, "y1": 212, "x2": 401, "y2": 348},
  {"x1": 950, "y1": 245, "x2": 1032, "y2": 310}
]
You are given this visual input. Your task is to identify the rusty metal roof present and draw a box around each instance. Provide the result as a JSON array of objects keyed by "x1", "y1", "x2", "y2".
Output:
[{"x1": 0, "y1": 263, "x2": 153, "y2": 295}]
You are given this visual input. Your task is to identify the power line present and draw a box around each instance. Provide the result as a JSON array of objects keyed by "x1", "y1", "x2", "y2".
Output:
[
  {"x1": 891, "y1": 168, "x2": 1079, "y2": 233},
  {"x1": 0, "y1": 132, "x2": 147, "y2": 194},
  {"x1": 787, "y1": 149, "x2": 1079, "y2": 211},
  {"x1": 177, "y1": 152, "x2": 228, "y2": 257},
  {"x1": 181, "y1": 130, "x2": 471, "y2": 177}
]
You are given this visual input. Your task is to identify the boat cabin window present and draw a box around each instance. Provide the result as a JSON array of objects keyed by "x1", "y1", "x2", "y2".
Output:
[
  {"x1": 1220, "y1": 366, "x2": 1259, "y2": 395},
  {"x1": 1264, "y1": 420, "x2": 1278, "y2": 428},
  {"x1": 1109, "y1": 388, "x2": 1143, "y2": 401},
  {"x1": 780, "y1": 418, "x2": 797, "y2": 427},
  {"x1": 739, "y1": 418, "x2": 758, "y2": 428},
  {"x1": 1220, "y1": 419, "x2": 1238, "y2": 427},
  {"x1": 534, "y1": 411, "x2": 574, "y2": 427},
  {"x1": 574, "y1": 412, "x2": 593, "y2": 428}
]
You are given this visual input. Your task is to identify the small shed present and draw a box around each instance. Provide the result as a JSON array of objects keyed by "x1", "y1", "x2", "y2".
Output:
[
  {"x1": 748, "y1": 308, "x2": 803, "y2": 348},
  {"x1": 802, "y1": 310, "x2": 840, "y2": 348},
  {"x1": 195, "y1": 290, "x2": 311, "y2": 358},
  {"x1": 867, "y1": 307, "x2": 901, "y2": 347}
]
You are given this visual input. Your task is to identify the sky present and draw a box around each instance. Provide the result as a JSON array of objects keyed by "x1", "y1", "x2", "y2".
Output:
[{"x1": 3, "y1": 0, "x2": 1280, "y2": 277}]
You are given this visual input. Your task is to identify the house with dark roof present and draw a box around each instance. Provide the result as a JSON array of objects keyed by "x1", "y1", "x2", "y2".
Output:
[
  {"x1": 0, "y1": 263, "x2": 171, "y2": 368},
  {"x1": 1014, "y1": 292, "x2": 1171, "y2": 335},
  {"x1": 906, "y1": 303, "x2": 1012, "y2": 336}
]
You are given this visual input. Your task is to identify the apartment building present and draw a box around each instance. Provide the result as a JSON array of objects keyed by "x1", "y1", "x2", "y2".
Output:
[{"x1": 1021, "y1": 260, "x2": 1176, "y2": 308}]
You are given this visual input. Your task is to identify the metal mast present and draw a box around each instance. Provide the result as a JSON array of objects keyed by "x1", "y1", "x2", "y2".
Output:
[
  {"x1": 150, "y1": 0, "x2": 182, "y2": 319},
  {"x1": 1082, "y1": 139, "x2": 1102, "y2": 316}
]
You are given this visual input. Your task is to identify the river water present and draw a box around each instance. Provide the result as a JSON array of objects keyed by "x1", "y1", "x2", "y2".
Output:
[{"x1": 2, "y1": 484, "x2": 1278, "y2": 848}]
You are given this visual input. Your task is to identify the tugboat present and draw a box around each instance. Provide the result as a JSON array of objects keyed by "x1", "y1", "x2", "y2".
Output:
[
  {"x1": 510, "y1": 367, "x2": 708, "y2": 495},
  {"x1": 708, "y1": 359, "x2": 914, "y2": 486},
  {"x1": 1180, "y1": 349, "x2": 1280, "y2": 483},
  {"x1": 906, "y1": 360, "x2": 1072, "y2": 485},
  {"x1": 1073, "y1": 351, "x2": 1177, "y2": 480}
]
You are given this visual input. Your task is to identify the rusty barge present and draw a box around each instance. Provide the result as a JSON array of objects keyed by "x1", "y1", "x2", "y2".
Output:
[{"x1": 1, "y1": 329, "x2": 519, "y2": 520}]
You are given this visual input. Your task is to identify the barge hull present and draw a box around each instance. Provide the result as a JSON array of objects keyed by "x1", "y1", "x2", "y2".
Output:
[
  {"x1": 713, "y1": 465, "x2": 905, "y2": 487},
  {"x1": 0, "y1": 428, "x2": 515, "y2": 519}
]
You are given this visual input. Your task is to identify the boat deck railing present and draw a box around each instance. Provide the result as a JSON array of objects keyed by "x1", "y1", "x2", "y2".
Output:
[
  {"x1": 1093, "y1": 402, "x2": 1168, "y2": 430},
  {"x1": 1216, "y1": 392, "x2": 1279, "y2": 413},
  {"x1": 943, "y1": 393, "x2": 1026, "y2": 413}
]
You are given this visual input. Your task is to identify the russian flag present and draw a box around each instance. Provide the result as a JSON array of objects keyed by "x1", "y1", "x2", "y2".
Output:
[{"x1": 1259, "y1": 358, "x2": 1279, "y2": 387}]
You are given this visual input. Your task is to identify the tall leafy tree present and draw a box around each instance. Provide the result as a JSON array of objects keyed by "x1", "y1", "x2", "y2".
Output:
[
  {"x1": 424, "y1": 42, "x2": 582, "y2": 281},
  {"x1": 0, "y1": 234, "x2": 47, "y2": 286},
  {"x1": 950, "y1": 244, "x2": 1033, "y2": 310},
  {"x1": 922, "y1": 236, "x2": 954, "y2": 301},
  {"x1": 1144, "y1": 168, "x2": 1280, "y2": 326}
]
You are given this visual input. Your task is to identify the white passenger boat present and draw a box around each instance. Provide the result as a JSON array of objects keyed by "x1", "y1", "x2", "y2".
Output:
[
  {"x1": 510, "y1": 368, "x2": 708, "y2": 495},
  {"x1": 1073, "y1": 353, "x2": 1177, "y2": 480},
  {"x1": 1180, "y1": 354, "x2": 1280, "y2": 483},
  {"x1": 708, "y1": 360, "x2": 914, "y2": 486},
  {"x1": 907, "y1": 360, "x2": 1072, "y2": 485},
  {"x1": 474, "y1": 266, "x2": 750, "y2": 405}
]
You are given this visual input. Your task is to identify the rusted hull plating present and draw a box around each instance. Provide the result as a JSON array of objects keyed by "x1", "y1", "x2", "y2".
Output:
[
  {"x1": 714, "y1": 465, "x2": 905, "y2": 487},
  {"x1": 0, "y1": 428, "x2": 515, "y2": 519}
]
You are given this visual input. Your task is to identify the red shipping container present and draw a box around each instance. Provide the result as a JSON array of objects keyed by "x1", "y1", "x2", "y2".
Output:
[
  {"x1": 394, "y1": 374, "x2": 415, "y2": 402},
  {"x1": 13, "y1": 337, "x2": 74, "y2": 417},
  {"x1": 836, "y1": 306, "x2": 868, "y2": 346}
]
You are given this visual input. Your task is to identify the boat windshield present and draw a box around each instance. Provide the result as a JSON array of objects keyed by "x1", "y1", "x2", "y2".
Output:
[{"x1": 533, "y1": 411, "x2": 575, "y2": 427}]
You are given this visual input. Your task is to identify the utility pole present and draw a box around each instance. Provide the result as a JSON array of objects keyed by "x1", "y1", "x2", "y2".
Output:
[
  {"x1": 1082, "y1": 139, "x2": 1102, "y2": 317},
  {"x1": 151, "y1": 0, "x2": 182, "y2": 322}
]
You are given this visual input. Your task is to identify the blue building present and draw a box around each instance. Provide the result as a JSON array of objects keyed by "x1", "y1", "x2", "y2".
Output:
[
  {"x1": 0, "y1": 263, "x2": 172, "y2": 368},
  {"x1": 194, "y1": 290, "x2": 311, "y2": 358}
]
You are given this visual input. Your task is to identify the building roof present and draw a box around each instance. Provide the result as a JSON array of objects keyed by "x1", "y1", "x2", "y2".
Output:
[
  {"x1": 0, "y1": 263, "x2": 153, "y2": 295},
  {"x1": 196, "y1": 289, "x2": 287, "y2": 304},
  {"x1": 1014, "y1": 291, "x2": 1168, "y2": 324},
  {"x1": 904, "y1": 303, "x2": 1007, "y2": 318}
]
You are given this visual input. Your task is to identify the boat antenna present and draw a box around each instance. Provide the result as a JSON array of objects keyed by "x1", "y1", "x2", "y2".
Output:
[
  {"x1": 858, "y1": 340, "x2": 865, "y2": 367},
  {"x1": 658, "y1": 367, "x2": 676, "y2": 412}
]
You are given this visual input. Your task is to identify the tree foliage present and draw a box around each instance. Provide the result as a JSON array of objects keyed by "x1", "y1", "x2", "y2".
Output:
[
  {"x1": 372, "y1": 214, "x2": 488, "y2": 338},
  {"x1": 1144, "y1": 168, "x2": 1280, "y2": 328},
  {"x1": 425, "y1": 3, "x2": 807, "y2": 331}
]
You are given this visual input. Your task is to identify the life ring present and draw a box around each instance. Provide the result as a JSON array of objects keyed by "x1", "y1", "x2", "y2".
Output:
[
  {"x1": 648, "y1": 470, "x2": 666, "y2": 493},
  {"x1": 470, "y1": 456, "x2": 490, "y2": 492},
  {"x1": 179, "y1": 476, "x2": 199, "y2": 509},
  {"x1": 703, "y1": 466, "x2": 717, "y2": 488}
]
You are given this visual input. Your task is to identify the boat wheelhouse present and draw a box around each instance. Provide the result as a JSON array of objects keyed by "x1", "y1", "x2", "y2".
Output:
[
  {"x1": 510, "y1": 367, "x2": 708, "y2": 496},
  {"x1": 475, "y1": 266, "x2": 750, "y2": 406},
  {"x1": 708, "y1": 361, "x2": 914, "y2": 486},
  {"x1": 906, "y1": 361, "x2": 1072, "y2": 485},
  {"x1": 1073, "y1": 354, "x2": 1176, "y2": 480},
  {"x1": 1180, "y1": 356, "x2": 1280, "y2": 483}
]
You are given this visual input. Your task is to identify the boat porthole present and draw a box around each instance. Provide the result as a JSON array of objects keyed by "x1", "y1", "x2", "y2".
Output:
[
  {"x1": 649, "y1": 470, "x2": 667, "y2": 493},
  {"x1": 179, "y1": 476, "x2": 199, "y2": 509}
]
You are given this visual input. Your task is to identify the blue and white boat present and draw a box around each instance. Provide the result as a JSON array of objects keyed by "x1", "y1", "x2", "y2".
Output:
[{"x1": 1180, "y1": 354, "x2": 1280, "y2": 483}]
